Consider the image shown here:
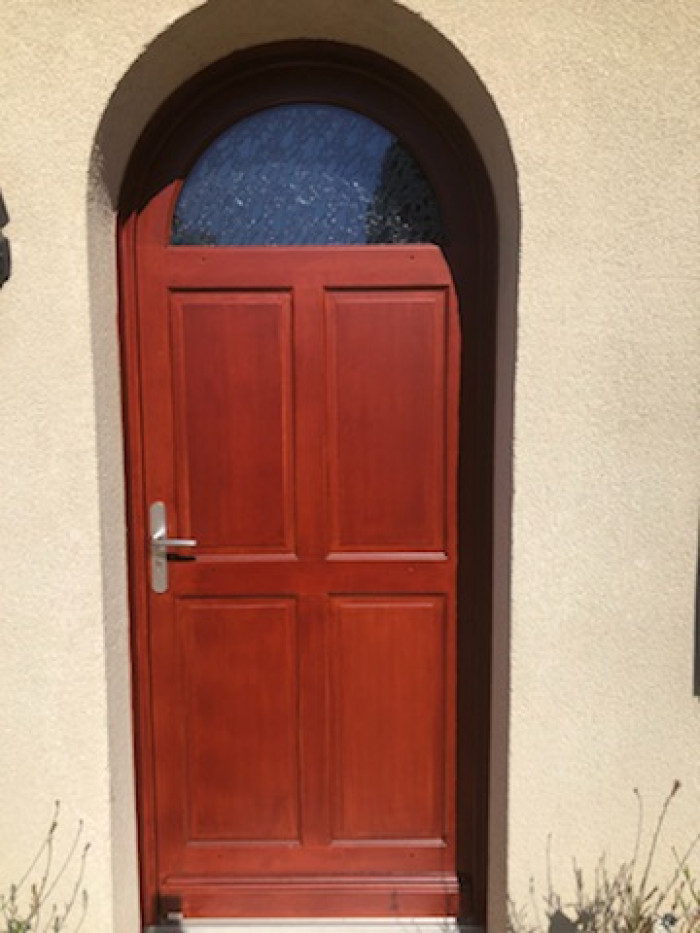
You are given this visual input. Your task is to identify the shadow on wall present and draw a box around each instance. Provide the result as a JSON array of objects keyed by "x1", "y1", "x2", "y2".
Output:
[
  {"x1": 91, "y1": 0, "x2": 519, "y2": 219},
  {"x1": 87, "y1": 2, "x2": 520, "y2": 930}
]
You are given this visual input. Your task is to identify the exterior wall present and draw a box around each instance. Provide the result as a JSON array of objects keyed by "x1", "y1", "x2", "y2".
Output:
[{"x1": 0, "y1": 2, "x2": 697, "y2": 931}]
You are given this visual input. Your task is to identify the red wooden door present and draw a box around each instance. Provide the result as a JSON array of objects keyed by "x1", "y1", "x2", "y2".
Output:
[
  {"x1": 133, "y1": 222, "x2": 461, "y2": 917},
  {"x1": 120, "y1": 50, "x2": 502, "y2": 925}
]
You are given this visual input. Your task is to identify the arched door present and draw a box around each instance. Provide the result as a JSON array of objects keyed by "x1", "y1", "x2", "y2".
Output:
[{"x1": 120, "y1": 47, "x2": 495, "y2": 927}]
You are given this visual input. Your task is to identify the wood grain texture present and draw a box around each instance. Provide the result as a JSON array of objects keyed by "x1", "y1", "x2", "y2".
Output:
[
  {"x1": 135, "y1": 244, "x2": 459, "y2": 913},
  {"x1": 326, "y1": 290, "x2": 447, "y2": 553},
  {"x1": 171, "y1": 291, "x2": 295, "y2": 551},
  {"x1": 179, "y1": 599, "x2": 300, "y2": 844},
  {"x1": 330, "y1": 596, "x2": 447, "y2": 842}
]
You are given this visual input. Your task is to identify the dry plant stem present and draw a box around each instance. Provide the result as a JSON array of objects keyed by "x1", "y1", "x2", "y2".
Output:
[
  {"x1": 657, "y1": 836, "x2": 700, "y2": 909},
  {"x1": 632, "y1": 789, "x2": 644, "y2": 878},
  {"x1": 0, "y1": 802, "x2": 89, "y2": 933},
  {"x1": 528, "y1": 874, "x2": 544, "y2": 931},
  {"x1": 12, "y1": 803, "x2": 59, "y2": 902},
  {"x1": 638, "y1": 781, "x2": 681, "y2": 899},
  {"x1": 545, "y1": 835, "x2": 557, "y2": 914},
  {"x1": 507, "y1": 784, "x2": 700, "y2": 933},
  {"x1": 47, "y1": 844, "x2": 90, "y2": 933}
]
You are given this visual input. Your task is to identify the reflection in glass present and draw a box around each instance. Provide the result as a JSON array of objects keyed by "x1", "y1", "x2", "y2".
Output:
[{"x1": 172, "y1": 104, "x2": 443, "y2": 246}]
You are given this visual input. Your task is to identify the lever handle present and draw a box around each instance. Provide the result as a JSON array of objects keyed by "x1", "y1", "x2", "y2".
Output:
[
  {"x1": 149, "y1": 502, "x2": 197, "y2": 593},
  {"x1": 151, "y1": 531, "x2": 197, "y2": 549}
]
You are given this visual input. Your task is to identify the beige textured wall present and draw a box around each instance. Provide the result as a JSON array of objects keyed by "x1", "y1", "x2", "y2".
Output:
[{"x1": 1, "y1": 2, "x2": 698, "y2": 931}]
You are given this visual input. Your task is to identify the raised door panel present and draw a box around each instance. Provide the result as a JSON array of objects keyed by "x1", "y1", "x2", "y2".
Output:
[
  {"x1": 170, "y1": 291, "x2": 295, "y2": 551},
  {"x1": 326, "y1": 289, "x2": 447, "y2": 553},
  {"x1": 156, "y1": 598, "x2": 301, "y2": 875},
  {"x1": 329, "y1": 596, "x2": 447, "y2": 842}
]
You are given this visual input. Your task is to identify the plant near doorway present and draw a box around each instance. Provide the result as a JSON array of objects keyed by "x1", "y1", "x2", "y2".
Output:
[
  {"x1": 0, "y1": 802, "x2": 89, "y2": 933},
  {"x1": 508, "y1": 783, "x2": 700, "y2": 933}
]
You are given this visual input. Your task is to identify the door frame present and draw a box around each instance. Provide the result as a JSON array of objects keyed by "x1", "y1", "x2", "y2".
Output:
[{"x1": 118, "y1": 40, "x2": 497, "y2": 928}]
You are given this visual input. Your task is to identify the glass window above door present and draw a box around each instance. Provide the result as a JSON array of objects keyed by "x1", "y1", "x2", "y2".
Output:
[{"x1": 171, "y1": 104, "x2": 444, "y2": 246}]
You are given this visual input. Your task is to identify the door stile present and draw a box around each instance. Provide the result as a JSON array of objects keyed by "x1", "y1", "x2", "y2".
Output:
[
  {"x1": 443, "y1": 279, "x2": 460, "y2": 868},
  {"x1": 119, "y1": 208, "x2": 161, "y2": 923},
  {"x1": 297, "y1": 592, "x2": 331, "y2": 846},
  {"x1": 136, "y1": 199, "x2": 183, "y2": 884},
  {"x1": 293, "y1": 272, "x2": 333, "y2": 847},
  {"x1": 292, "y1": 272, "x2": 329, "y2": 560},
  {"x1": 169, "y1": 301, "x2": 196, "y2": 540}
]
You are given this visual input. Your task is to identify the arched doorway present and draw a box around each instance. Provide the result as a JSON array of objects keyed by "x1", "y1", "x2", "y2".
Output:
[{"x1": 119, "y1": 41, "x2": 497, "y2": 927}]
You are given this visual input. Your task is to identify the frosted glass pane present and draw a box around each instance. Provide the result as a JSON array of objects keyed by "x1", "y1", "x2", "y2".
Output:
[{"x1": 172, "y1": 104, "x2": 443, "y2": 246}]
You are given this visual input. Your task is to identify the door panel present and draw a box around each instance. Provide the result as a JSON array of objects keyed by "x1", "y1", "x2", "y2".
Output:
[
  {"x1": 330, "y1": 596, "x2": 446, "y2": 842},
  {"x1": 171, "y1": 291, "x2": 295, "y2": 551},
  {"x1": 326, "y1": 290, "x2": 447, "y2": 553},
  {"x1": 178, "y1": 598, "x2": 300, "y2": 845},
  {"x1": 136, "y1": 243, "x2": 460, "y2": 917}
]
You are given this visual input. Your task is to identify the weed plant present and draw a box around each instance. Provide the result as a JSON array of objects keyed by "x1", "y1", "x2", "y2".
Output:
[
  {"x1": 0, "y1": 802, "x2": 89, "y2": 933},
  {"x1": 508, "y1": 783, "x2": 700, "y2": 933}
]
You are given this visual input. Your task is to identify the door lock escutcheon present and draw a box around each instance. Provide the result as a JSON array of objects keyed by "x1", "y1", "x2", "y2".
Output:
[{"x1": 149, "y1": 501, "x2": 197, "y2": 593}]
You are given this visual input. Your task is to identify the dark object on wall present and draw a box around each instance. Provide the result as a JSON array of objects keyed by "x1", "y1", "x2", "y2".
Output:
[
  {"x1": 0, "y1": 190, "x2": 10, "y2": 287},
  {"x1": 694, "y1": 536, "x2": 699, "y2": 696},
  {"x1": 549, "y1": 911, "x2": 578, "y2": 933}
]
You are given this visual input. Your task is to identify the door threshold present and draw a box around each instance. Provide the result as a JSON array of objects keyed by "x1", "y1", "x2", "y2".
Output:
[{"x1": 145, "y1": 920, "x2": 484, "y2": 933}]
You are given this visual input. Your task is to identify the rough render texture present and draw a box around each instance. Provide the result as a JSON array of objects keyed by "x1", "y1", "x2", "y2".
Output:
[{"x1": 0, "y1": 1, "x2": 698, "y2": 930}]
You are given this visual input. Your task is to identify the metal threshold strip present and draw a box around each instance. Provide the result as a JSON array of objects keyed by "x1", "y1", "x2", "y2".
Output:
[{"x1": 145, "y1": 920, "x2": 485, "y2": 933}]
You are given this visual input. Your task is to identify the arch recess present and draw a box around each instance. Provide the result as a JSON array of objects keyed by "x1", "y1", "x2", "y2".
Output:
[{"x1": 88, "y1": 8, "x2": 518, "y2": 931}]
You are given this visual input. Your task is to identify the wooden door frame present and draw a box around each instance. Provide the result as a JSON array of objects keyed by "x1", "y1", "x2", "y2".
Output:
[{"x1": 118, "y1": 40, "x2": 497, "y2": 928}]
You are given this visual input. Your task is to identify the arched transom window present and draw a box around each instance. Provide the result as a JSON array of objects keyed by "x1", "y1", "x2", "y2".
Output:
[{"x1": 171, "y1": 103, "x2": 444, "y2": 246}]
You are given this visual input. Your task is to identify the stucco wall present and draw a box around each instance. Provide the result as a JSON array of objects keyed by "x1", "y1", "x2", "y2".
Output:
[{"x1": 1, "y1": 2, "x2": 698, "y2": 931}]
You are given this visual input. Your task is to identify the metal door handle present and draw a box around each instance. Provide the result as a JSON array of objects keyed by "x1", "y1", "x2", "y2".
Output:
[
  {"x1": 149, "y1": 501, "x2": 197, "y2": 593},
  {"x1": 151, "y1": 531, "x2": 197, "y2": 549}
]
